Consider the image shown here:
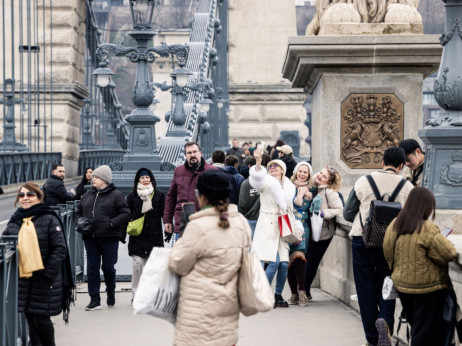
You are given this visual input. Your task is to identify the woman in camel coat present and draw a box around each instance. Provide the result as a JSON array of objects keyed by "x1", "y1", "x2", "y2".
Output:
[{"x1": 169, "y1": 169, "x2": 251, "y2": 346}]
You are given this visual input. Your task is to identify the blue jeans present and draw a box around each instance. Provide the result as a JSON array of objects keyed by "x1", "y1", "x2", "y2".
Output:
[
  {"x1": 265, "y1": 252, "x2": 288, "y2": 295},
  {"x1": 352, "y1": 236, "x2": 395, "y2": 345},
  {"x1": 247, "y1": 220, "x2": 257, "y2": 240},
  {"x1": 84, "y1": 238, "x2": 119, "y2": 301}
]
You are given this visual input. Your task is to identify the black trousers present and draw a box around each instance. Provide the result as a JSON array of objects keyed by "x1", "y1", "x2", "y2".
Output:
[
  {"x1": 397, "y1": 289, "x2": 446, "y2": 346},
  {"x1": 304, "y1": 237, "x2": 332, "y2": 292},
  {"x1": 25, "y1": 313, "x2": 56, "y2": 346}
]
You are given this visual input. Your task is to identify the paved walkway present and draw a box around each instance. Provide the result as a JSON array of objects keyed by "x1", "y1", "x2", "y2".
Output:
[{"x1": 54, "y1": 283, "x2": 365, "y2": 346}]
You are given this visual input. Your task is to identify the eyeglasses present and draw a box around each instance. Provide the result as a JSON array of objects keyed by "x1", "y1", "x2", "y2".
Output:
[
  {"x1": 18, "y1": 191, "x2": 37, "y2": 198},
  {"x1": 186, "y1": 150, "x2": 199, "y2": 156},
  {"x1": 268, "y1": 164, "x2": 280, "y2": 170}
]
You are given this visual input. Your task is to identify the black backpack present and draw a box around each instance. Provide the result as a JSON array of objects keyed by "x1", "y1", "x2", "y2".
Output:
[{"x1": 361, "y1": 175, "x2": 406, "y2": 248}]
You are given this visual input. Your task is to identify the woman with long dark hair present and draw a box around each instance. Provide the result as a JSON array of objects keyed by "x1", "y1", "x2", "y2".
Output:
[
  {"x1": 127, "y1": 168, "x2": 165, "y2": 301},
  {"x1": 383, "y1": 187, "x2": 457, "y2": 346},
  {"x1": 3, "y1": 182, "x2": 67, "y2": 346},
  {"x1": 169, "y1": 169, "x2": 251, "y2": 345},
  {"x1": 75, "y1": 167, "x2": 93, "y2": 200}
]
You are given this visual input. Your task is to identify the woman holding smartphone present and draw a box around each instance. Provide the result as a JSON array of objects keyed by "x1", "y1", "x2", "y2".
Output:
[
  {"x1": 383, "y1": 187, "x2": 457, "y2": 346},
  {"x1": 250, "y1": 142, "x2": 296, "y2": 307}
]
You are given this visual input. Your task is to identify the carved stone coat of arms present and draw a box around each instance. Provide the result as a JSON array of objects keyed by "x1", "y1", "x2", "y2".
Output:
[{"x1": 341, "y1": 94, "x2": 404, "y2": 169}]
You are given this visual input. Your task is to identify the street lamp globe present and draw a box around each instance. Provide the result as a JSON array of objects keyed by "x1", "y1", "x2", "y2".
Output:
[
  {"x1": 171, "y1": 66, "x2": 193, "y2": 87},
  {"x1": 129, "y1": 0, "x2": 155, "y2": 30},
  {"x1": 92, "y1": 66, "x2": 114, "y2": 87},
  {"x1": 199, "y1": 98, "x2": 213, "y2": 113}
]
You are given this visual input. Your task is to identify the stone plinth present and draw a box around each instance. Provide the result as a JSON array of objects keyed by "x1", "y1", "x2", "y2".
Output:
[{"x1": 282, "y1": 35, "x2": 441, "y2": 185}]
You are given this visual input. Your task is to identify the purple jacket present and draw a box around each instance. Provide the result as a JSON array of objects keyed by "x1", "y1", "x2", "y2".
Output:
[{"x1": 163, "y1": 158, "x2": 216, "y2": 233}]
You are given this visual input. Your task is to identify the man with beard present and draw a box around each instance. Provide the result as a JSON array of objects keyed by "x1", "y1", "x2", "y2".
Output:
[
  {"x1": 43, "y1": 163, "x2": 76, "y2": 206},
  {"x1": 163, "y1": 142, "x2": 216, "y2": 241}
]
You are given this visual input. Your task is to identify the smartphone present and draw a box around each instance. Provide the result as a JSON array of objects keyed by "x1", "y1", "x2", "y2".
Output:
[
  {"x1": 442, "y1": 228, "x2": 453, "y2": 237},
  {"x1": 255, "y1": 140, "x2": 264, "y2": 153}
]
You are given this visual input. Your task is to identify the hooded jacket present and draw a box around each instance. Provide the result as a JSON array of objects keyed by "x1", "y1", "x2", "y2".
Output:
[
  {"x1": 127, "y1": 168, "x2": 166, "y2": 258},
  {"x1": 163, "y1": 158, "x2": 216, "y2": 233},
  {"x1": 76, "y1": 183, "x2": 130, "y2": 241}
]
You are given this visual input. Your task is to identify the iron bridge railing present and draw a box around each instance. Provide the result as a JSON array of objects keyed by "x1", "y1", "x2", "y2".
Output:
[
  {"x1": 0, "y1": 152, "x2": 61, "y2": 186},
  {"x1": 78, "y1": 149, "x2": 126, "y2": 175}
]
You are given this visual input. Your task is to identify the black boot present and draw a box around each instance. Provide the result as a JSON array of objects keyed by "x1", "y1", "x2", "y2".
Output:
[{"x1": 274, "y1": 294, "x2": 289, "y2": 308}]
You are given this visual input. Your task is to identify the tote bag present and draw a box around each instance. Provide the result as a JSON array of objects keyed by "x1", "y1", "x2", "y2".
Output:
[
  {"x1": 133, "y1": 247, "x2": 179, "y2": 324},
  {"x1": 237, "y1": 250, "x2": 274, "y2": 316},
  {"x1": 278, "y1": 212, "x2": 303, "y2": 245},
  {"x1": 311, "y1": 212, "x2": 323, "y2": 242}
]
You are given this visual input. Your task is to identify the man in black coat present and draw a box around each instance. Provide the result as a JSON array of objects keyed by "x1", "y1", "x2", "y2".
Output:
[
  {"x1": 76, "y1": 165, "x2": 130, "y2": 311},
  {"x1": 226, "y1": 139, "x2": 246, "y2": 165},
  {"x1": 43, "y1": 163, "x2": 75, "y2": 206}
]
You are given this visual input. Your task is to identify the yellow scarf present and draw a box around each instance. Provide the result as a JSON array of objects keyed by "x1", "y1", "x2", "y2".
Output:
[{"x1": 17, "y1": 217, "x2": 44, "y2": 278}]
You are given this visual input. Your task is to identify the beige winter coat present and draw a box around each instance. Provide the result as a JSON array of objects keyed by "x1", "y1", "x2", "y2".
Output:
[
  {"x1": 316, "y1": 185, "x2": 344, "y2": 241},
  {"x1": 169, "y1": 204, "x2": 251, "y2": 346}
]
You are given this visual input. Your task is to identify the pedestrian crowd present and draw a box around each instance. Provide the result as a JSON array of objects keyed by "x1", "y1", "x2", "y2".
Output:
[{"x1": 1, "y1": 137, "x2": 458, "y2": 346}]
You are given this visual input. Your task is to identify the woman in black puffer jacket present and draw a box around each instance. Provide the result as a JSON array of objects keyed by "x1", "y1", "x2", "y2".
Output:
[
  {"x1": 3, "y1": 182, "x2": 67, "y2": 346},
  {"x1": 126, "y1": 168, "x2": 165, "y2": 301}
]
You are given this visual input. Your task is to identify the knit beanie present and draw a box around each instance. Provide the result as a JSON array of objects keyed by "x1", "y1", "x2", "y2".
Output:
[
  {"x1": 92, "y1": 165, "x2": 112, "y2": 184},
  {"x1": 196, "y1": 169, "x2": 232, "y2": 201},
  {"x1": 136, "y1": 168, "x2": 151, "y2": 181},
  {"x1": 267, "y1": 159, "x2": 287, "y2": 176}
]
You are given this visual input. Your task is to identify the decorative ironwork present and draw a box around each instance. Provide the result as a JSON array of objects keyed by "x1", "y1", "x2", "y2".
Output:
[
  {"x1": 135, "y1": 129, "x2": 151, "y2": 147},
  {"x1": 439, "y1": 18, "x2": 462, "y2": 46},
  {"x1": 160, "y1": 161, "x2": 176, "y2": 171},
  {"x1": 440, "y1": 151, "x2": 462, "y2": 186},
  {"x1": 341, "y1": 94, "x2": 404, "y2": 168}
]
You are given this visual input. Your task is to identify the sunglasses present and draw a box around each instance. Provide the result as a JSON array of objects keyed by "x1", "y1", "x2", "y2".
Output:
[
  {"x1": 18, "y1": 191, "x2": 37, "y2": 198},
  {"x1": 268, "y1": 164, "x2": 280, "y2": 170},
  {"x1": 327, "y1": 165, "x2": 337, "y2": 174}
]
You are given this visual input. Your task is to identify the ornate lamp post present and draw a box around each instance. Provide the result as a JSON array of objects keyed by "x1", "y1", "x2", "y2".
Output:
[
  {"x1": 80, "y1": 98, "x2": 95, "y2": 149},
  {"x1": 419, "y1": 0, "x2": 462, "y2": 208},
  {"x1": 0, "y1": 79, "x2": 27, "y2": 151},
  {"x1": 154, "y1": 65, "x2": 213, "y2": 137},
  {"x1": 92, "y1": 0, "x2": 189, "y2": 170}
]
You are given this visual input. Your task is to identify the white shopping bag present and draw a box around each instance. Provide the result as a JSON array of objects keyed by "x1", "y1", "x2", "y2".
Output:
[
  {"x1": 133, "y1": 247, "x2": 179, "y2": 324},
  {"x1": 311, "y1": 212, "x2": 323, "y2": 242}
]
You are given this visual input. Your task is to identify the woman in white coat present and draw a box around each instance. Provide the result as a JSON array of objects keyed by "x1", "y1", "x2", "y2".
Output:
[{"x1": 250, "y1": 144, "x2": 296, "y2": 307}]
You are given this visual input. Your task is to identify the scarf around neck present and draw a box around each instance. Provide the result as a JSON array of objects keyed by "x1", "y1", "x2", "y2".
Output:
[
  {"x1": 137, "y1": 183, "x2": 154, "y2": 213},
  {"x1": 292, "y1": 179, "x2": 309, "y2": 189}
]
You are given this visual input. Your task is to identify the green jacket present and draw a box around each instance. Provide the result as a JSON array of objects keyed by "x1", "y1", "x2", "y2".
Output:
[{"x1": 383, "y1": 219, "x2": 457, "y2": 294}]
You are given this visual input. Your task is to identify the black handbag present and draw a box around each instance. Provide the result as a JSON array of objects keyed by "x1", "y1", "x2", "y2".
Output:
[{"x1": 76, "y1": 217, "x2": 94, "y2": 236}]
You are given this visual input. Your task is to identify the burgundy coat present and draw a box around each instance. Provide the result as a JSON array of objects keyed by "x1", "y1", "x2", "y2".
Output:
[{"x1": 163, "y1": 158, "x2": 216, "y2": 233}]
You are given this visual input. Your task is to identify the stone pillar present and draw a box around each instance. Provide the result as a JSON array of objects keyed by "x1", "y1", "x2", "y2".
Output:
[
  {"x1": 0, "y1": 0, "x2": 88, "y2": 177},
  {"x1": 228, "y1": 0, "x2": 309, "y2": 157},
  {"x1": 283, "y1": 35, "x2": 441, "y2": 186}
]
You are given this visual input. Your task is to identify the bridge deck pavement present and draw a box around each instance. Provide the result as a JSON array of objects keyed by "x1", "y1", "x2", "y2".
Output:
[{"x1": 53, "y1": 283, "x2": 365, "y2": 346}]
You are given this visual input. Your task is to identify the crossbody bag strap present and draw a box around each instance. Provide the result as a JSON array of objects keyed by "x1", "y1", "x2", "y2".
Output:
[{"x1": 389, "y1": 179, "x2": 406, "y2": 202}]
